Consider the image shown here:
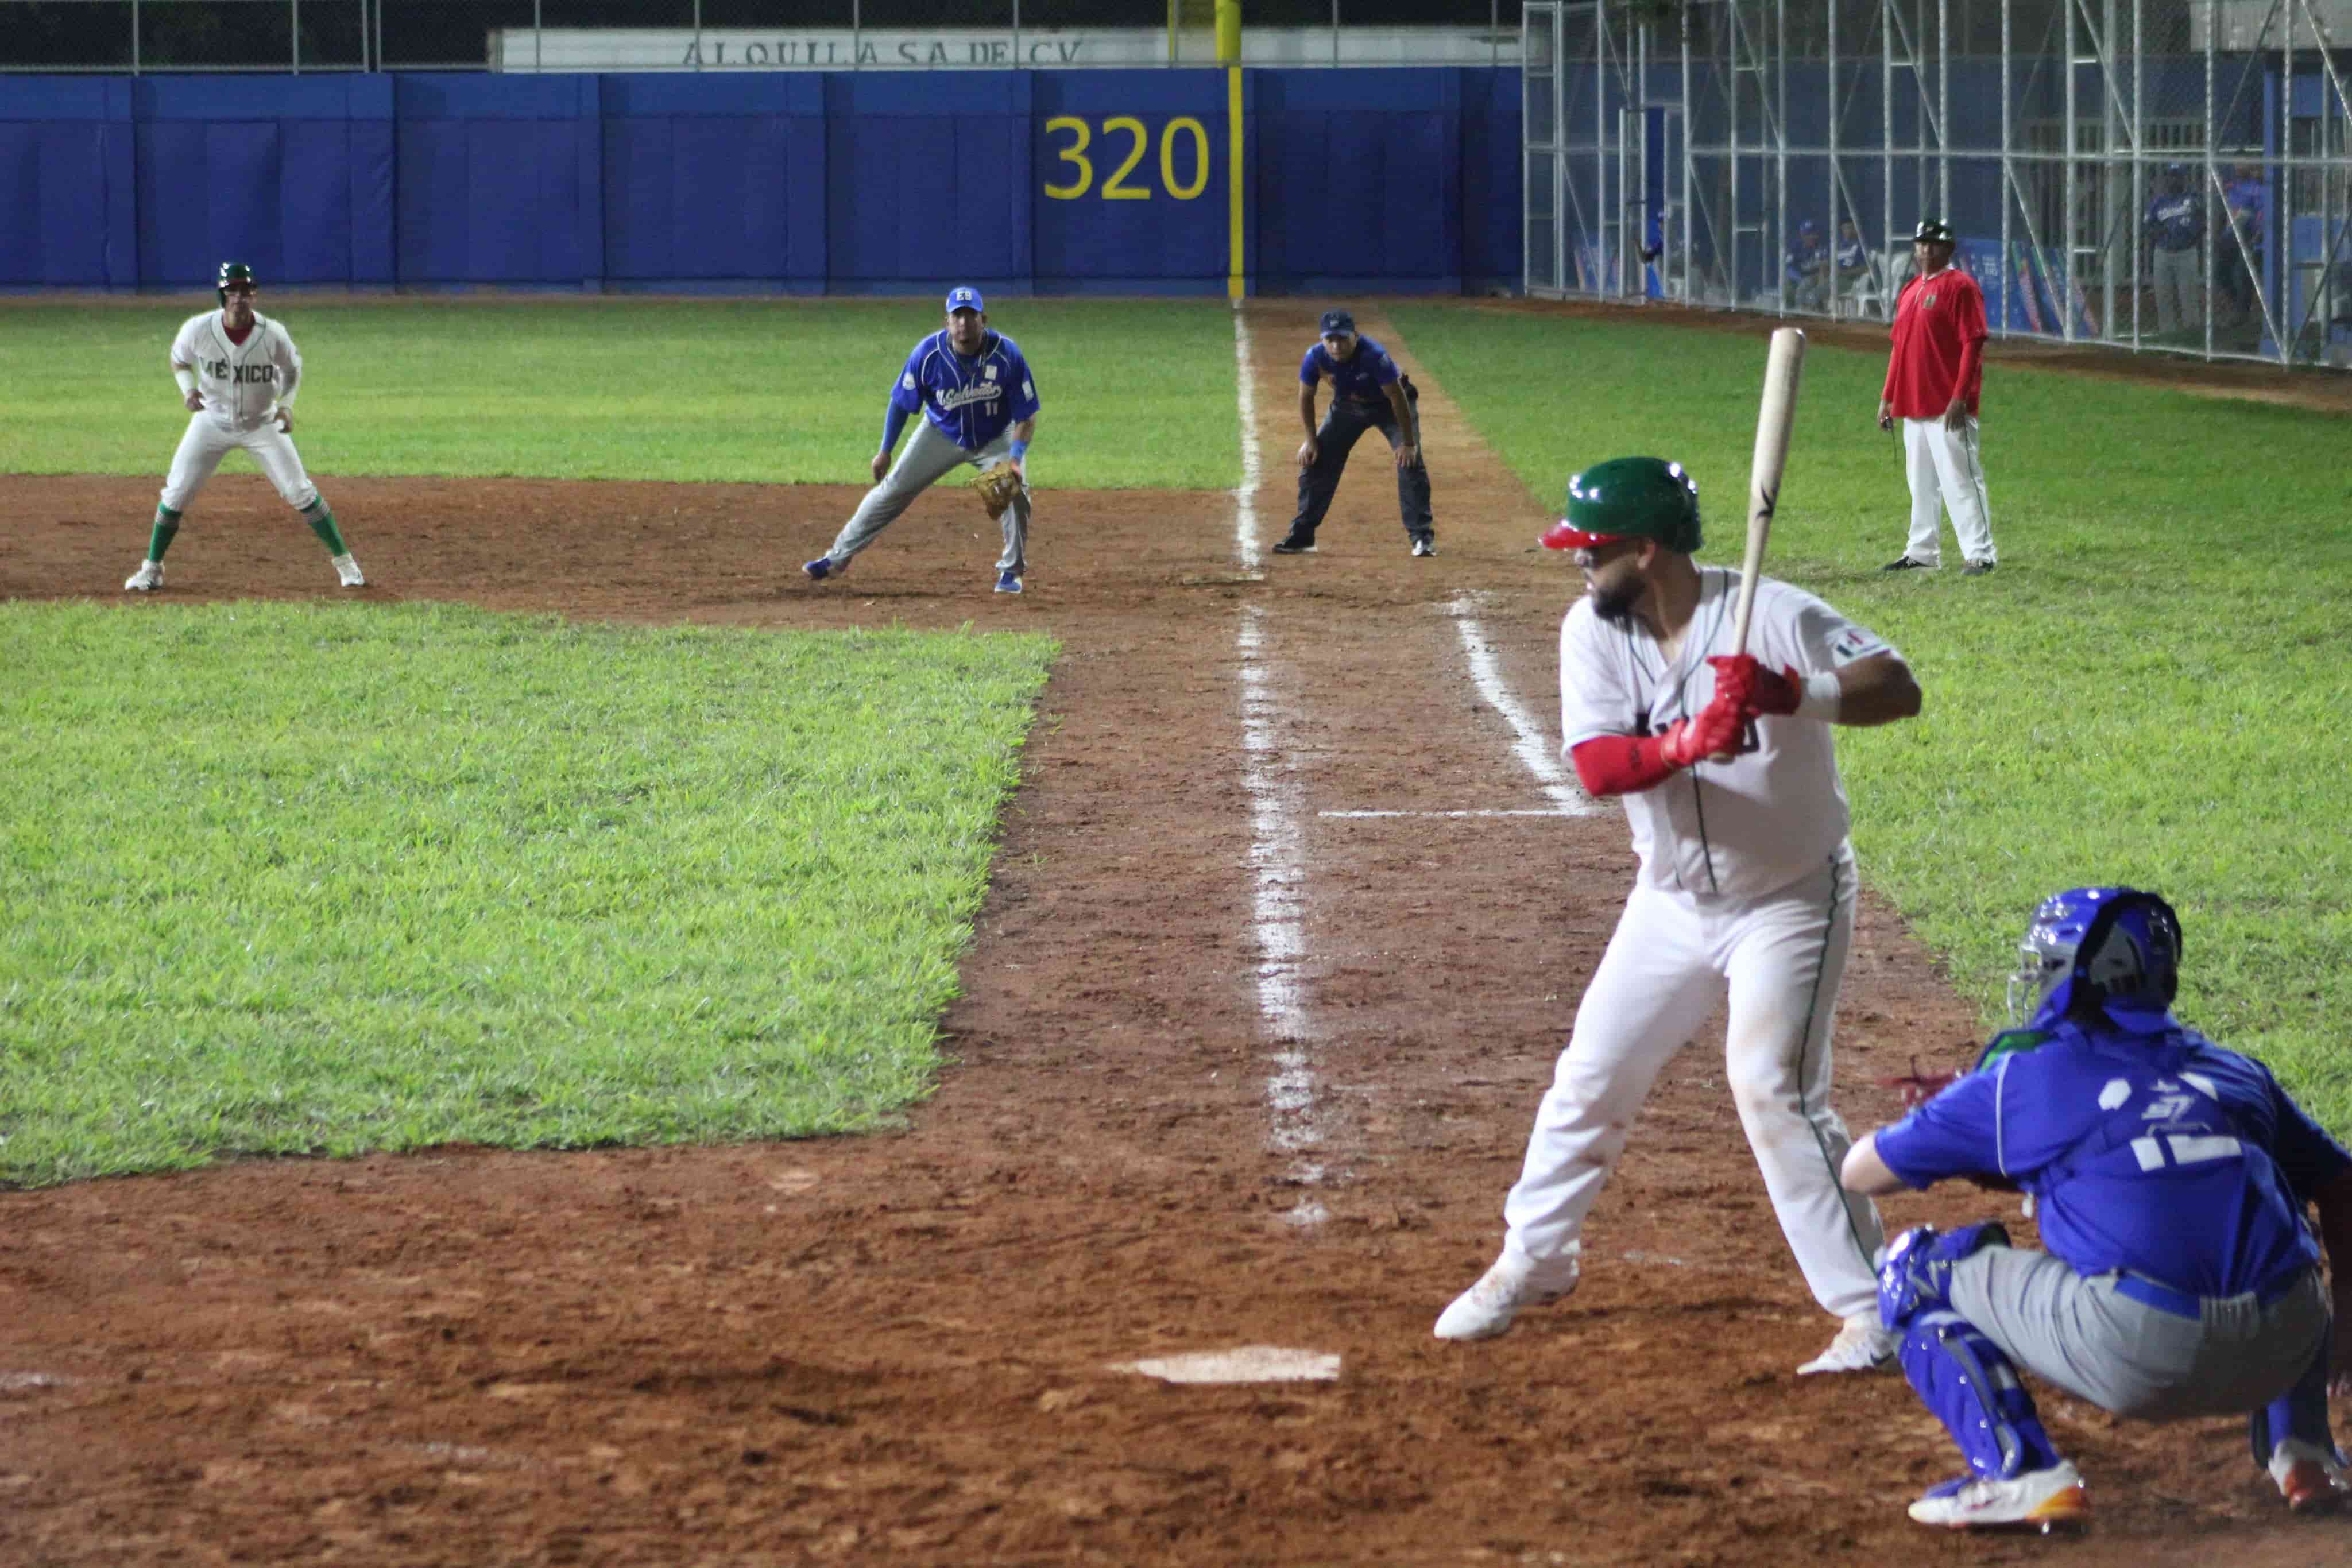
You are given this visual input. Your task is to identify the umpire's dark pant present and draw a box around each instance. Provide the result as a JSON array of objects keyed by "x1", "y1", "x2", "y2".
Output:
[{"x1": 1285, "y1": 380, "x2": 1434, "y2": 545}]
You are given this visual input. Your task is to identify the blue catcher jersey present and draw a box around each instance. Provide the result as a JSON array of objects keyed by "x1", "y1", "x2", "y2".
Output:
[
  {"x1": 1875, "y1": 1021, "x2": 2350, "y2": 1297},
  {"x1": 892, "y1": 330, "x2": 1040, "y2": 451},
  {"x1": 1299, "y1": 335, "x2": 1403, "y2": 404}
]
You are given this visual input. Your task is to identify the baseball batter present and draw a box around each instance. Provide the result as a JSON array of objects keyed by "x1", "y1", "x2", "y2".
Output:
[
  {"x1": 1272, "y1": 309, "x2": 1436, "y2": 557},
  {"x1": 1436, "y1": 456, "x2": 1923, "y2": 1377},
  {"x1": 1846, "y1": 887, "x2": 2352, "y2": 1528},
  {"x1": 125, "y1": 262, "x2": 361, "y2": 593},
  {"x1": 804, "y1": 286, "x2": 1040, "y2": 595}
]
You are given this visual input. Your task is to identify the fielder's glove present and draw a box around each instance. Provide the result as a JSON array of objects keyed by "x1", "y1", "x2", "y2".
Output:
[{"x1": 970, "y1": 465, "x2": 1024, "y2": 521}]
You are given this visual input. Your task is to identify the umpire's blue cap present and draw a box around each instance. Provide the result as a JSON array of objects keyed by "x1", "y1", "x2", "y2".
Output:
[
  {"x1": 945, "y1": 285, "x2": 984, "y2": 313},
  {"x1": 1318, "y1": 308, "x2": 1356, "y2": 336}
]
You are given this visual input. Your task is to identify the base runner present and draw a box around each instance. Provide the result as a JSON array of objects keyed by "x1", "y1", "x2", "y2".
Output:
[
  {"x1": 125, "y1": 262, "x2": 362, "y2": 593},
  {"x1": 1435, "y1": 455, "x2": 1924, "y2": 1375}
]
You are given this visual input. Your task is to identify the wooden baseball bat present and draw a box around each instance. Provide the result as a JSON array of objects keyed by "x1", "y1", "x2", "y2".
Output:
[{"x1": 1730, "y1": 327, "x2": 1807, "y2": 657}]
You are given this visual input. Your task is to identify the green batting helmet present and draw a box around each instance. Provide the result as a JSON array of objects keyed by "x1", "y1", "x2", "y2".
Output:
[
  {"x1": 1541, "y1": 456, "x2": 1703, "y2": 553},
  {"x1": 216, "y1": 261, "x2": 257, "y2": 303}
]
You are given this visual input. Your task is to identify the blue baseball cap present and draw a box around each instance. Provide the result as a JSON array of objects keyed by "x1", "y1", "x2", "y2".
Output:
[
  {"x1": 1318, "y1": 309, "x2": 1356, "y2": 336},
  {"x1": 945, "y1": 285, "x2": 984, "y2": 314}
]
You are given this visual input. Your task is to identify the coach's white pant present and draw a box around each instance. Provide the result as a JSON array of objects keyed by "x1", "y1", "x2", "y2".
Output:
[
  {"x1": 826, "y1": 419, "x2": 1030, "y2": 576},
  {"x1": 1499, "y1": 846, "x2": 1884, "y2": 1321},
  {"x1": 1901, "y1": 415, "x2": 1995, "y2": 567},
  {"x1": 161, "y1": 415, "x2": 319, "y2": 513}
]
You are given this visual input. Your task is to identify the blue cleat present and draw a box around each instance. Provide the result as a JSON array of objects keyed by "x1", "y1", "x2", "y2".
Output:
[{"x1": 994, "y1": 570, "x2": 1024, "y2": 595}]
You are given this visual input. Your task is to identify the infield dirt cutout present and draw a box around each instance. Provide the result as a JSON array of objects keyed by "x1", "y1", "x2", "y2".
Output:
[{"x1": 3, "y1": 301, "x2": 2342, "y2": 1566}]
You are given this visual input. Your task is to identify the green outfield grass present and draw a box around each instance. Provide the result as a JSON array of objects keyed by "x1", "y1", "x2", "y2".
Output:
[
  {"x1": 0, "y1": 297, "x2": 1241, "y2": 488},
  {"x1": 1395, "y1": 304, "x2": 2352, "y2": 1128},
  {"x1": 0, "y1": 602, "x2": 1054, "y2": 1187}
]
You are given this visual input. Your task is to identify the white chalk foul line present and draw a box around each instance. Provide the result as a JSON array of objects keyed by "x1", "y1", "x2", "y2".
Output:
[
  {"x1": 1321, "y1": 809, "x2": 1573, "y2": 819},
  {"x1": 1234, "y1": 307, "x2": 1330, "y2": 1228},
  {"x1": 1448, "y1": 592, "x2": 1604, "y2": 818}
]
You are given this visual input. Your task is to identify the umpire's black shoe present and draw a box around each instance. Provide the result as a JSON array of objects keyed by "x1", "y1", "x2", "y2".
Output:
[
  {"x1": 1963, "y1": 559, "x2": 1997, "y2": 576},
  {"x1": 1271, "y1": 536, "x2": 1317, "y2": 555},
  {"x1": 1881, "y1": 555, "x2": 1935, "y2": 572}
]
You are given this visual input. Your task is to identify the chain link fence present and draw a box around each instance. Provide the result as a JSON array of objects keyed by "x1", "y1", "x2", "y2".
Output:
[
  {"x1": 1524, "y1": 0, "x2": 2352, "y2": 366},
  {"x1": 1, "y1": 1, "x2": 1525, "y2": 73}
]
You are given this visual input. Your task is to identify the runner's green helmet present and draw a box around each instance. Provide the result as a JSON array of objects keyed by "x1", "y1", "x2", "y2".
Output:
[
  {"x1": 216, "y1": 261, "x2": 257, "y2": 303},
  {"x1": 1541, "y1": 456, "x2": 1703, "y2": 553}
]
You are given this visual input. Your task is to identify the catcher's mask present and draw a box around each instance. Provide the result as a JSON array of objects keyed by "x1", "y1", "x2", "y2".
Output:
[
  {"x1": 2006, "y1": 886, "x2": 2181, "y2": 1033},
  {"x1": 1541, "y1": 456, "x2": 1702, "y2": 553},
  {"x1": 217, "y1": 260, "x2": 257, "y2": 305}
]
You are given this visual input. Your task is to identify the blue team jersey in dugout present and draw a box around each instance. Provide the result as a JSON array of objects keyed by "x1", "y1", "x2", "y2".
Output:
[
  {"x1": 891, "y1": 330, "x2": 1041, "y2": 450},
  {"x1": 1874, "y1": 1022, "x2": 2350, "y2": 1298},
  {"x1": 1299, "y1": 336, "x2": 1403, "y2": 404}
]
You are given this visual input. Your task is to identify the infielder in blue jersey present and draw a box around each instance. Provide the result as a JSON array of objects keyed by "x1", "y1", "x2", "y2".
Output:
[
  {"x1": 805, "y1": 286, "x2": 1040, "y2": 594},
  {"x1": 1273, "y1": 309, "x2": 1436, "y2": 558},
  {"x1": 1843, "y1": 887, "x2": 2352, "y2": 1530}
]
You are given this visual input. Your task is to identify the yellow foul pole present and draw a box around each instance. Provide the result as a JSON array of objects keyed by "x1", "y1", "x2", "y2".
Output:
[{"x1": 1221, "y1": 1, "x2": 1243, "y2": 299}]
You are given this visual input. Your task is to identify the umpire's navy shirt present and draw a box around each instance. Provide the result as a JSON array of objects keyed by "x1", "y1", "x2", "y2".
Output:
[
  {"x1": 1300, "y1": 335, "x2": 1404, "y2": 405},
  {"x1": 1875, "y1": 1019, "x2": 2349, "y2": 1298}
]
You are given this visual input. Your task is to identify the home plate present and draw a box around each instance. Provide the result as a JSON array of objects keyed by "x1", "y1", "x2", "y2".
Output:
[{"x1": 1113, "y1": 1346, "x2": 1340, "y2": 1384}]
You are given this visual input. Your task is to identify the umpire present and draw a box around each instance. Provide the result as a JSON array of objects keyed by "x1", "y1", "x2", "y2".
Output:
[{"x1": 1273, "y1": 309, "x2": 1437, "y2": 557}]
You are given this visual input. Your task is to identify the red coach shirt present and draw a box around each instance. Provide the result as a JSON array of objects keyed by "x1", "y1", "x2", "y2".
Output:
[{"x1": 1882, "y1": 263, "x2": 1987, "y2": 418}]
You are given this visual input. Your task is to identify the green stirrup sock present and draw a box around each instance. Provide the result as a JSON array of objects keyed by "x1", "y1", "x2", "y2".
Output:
[
  {"x1": 302, "y1": 500, "x2": 348, "y2": 556},
  {"x1": 147, "y1": 506, "x2": 181, "y2": 563}
]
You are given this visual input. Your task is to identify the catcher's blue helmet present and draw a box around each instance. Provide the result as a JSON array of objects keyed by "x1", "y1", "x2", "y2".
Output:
[{"x1": 2006, "y1": 886, "x2": 2181, "y2": 1032}]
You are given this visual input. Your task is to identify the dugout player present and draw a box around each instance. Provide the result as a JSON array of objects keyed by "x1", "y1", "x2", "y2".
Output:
[
  {"x1": 1271, "y1": 309, "x2": 1436, "y2": 558},
  {"x1": 1434, "y1": 456, "x2": 1922, "y2": 1376},
  {"x1": 125, "y1": 262, "x2": 362, "y2": 593},
  {"x1": 1843, "y1": 886, "x2": 2352, "y2": 1529},
  {"x1": 1877, "y1": 220, "x2": 1997, "y2": 578},
  {"x1": 803, "y1": 286, "x2": 1039, "y2": 594}
]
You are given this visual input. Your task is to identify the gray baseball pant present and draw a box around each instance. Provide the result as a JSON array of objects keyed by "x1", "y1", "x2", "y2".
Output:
[
  {"x1": 1949, "y1": 1244, "x2": 2327, "y2": 1420},
  {"x1": 825, "y1": 419, "x2": 1030, "y2": 576}
]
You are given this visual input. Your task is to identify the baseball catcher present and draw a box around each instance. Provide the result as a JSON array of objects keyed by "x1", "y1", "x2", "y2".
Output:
[{"x1": 1843, "y1": 887, "x2": 2352, "y2": 1530}]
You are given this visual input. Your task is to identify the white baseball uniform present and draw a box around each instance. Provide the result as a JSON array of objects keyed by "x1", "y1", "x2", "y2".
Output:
[
  {"x1": 162, "y1": 309, "x2": 319, "y2": 513},
  {"x1": 1498, "y1": 566, "x2": 1893, "y2": 1321}
]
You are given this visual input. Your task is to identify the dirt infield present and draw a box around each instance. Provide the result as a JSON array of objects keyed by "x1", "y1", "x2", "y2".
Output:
[{"x1": 3, "y1": 307, "x2": 2342, "y2": 1566}]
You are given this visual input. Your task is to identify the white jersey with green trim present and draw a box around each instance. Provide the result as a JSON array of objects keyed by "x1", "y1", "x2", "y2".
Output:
[
  {"x1": 1559, "y1": 565, "x2": 1893, "y2": 900},
  {"x1": 171, "y1": 309, "x2": 302, "y2": 432}
]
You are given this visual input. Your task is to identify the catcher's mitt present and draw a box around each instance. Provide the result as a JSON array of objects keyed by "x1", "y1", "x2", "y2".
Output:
[
  {"x1": 970, "y1": 464, "x2": 1024, "y2": 521},
  {"x1": 1876, "y1": 1055, "x2": 1962, "y2": 1109}
]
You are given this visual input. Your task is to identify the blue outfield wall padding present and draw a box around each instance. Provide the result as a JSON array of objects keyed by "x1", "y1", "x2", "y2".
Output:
[
  {"x1": 0, "y1": 78, "x2": 135, "y2": 286},
  {"x1": 822, "y1": 72, "x2": 1035, "y2": 287},
  {"x1": 393, "y1": 73, "x2": 604, "y2": 286},
  {"x1": 1031, "y1": 70, "x2": 1227, "y2": 287}
]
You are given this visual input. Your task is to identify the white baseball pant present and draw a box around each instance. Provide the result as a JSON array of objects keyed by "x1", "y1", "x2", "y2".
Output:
[
  {"x1": 826, "y1": 419, "x2": 1029, "y2": 576},
  {"x1": 1901, "y1": 415, "x2": 1996, "y2": 567},
  {"x1": 161, "y1": 416, "x2": 320, "y2": 513},
  {"x1": 1500, "y1": 846, "x2": 1885, "y2": 1321}
]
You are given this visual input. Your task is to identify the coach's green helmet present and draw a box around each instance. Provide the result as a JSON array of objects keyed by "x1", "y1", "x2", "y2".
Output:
[
  {"x1": 216, "y1": 261, "x2": 257, "y2": 303},
  {"x1": 1541, "y1": 456, "x2": 1702, "y2": 553}
]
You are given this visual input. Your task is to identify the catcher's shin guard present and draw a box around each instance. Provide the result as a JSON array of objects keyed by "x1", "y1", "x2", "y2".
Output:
[
  {"x1": 1901, "y1": 1311, "x2": 2064, "y2": 1482},
  {"x1": 1877, "y1": 1221, "x2": 2010, "y2": 1330},
  {"x1": 2250, "y1": 1329, "x2": 2345, "y2": 1473}
]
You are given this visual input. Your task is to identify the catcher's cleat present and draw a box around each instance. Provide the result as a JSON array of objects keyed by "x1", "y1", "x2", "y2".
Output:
[
  {"x1": 1433, "y1": 1248, "x2": 1580, "y2": 1341},
  {"x1": 124, "y1": 560, "x2": 164, "y2": 591},
  {"x1": 1908, "y1": 1462, "x2": 2089, "y2": 1531},
  {"x1": 2270, "y1": 1441, "x2": 2351, "y2": 1513},
  {"x1": 1797, "y1": 1313, "x2": 1900, "y2": 1375},
  {"x1": 333, "y1": 552, "x2": 365, "y2": 588},
  {"x1": 1411, "y1": 535, "x2": 1437, "y2": 557},
  {"x1": 803, "y1": 556, "x2": 835, "y2": 583}
]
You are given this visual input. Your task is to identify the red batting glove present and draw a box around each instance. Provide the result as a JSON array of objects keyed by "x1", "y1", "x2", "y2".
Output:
[
  {"x1": 1708, "y1": 655, "x2": 1801, "y2": 717},
  {"x1": 1658, "y1": 694, "x2": 1744, "y2": 768}
]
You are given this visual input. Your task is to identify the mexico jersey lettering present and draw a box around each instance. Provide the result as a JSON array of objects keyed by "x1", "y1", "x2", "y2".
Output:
[
  {"x1": 171, "y1": 309, "x2": 303, "y2": 432},
  {"x1": 1559, "y1": 567, "x2": 1893, "y2": 899},
  {"x1": 891, "y1": 329, "x2": 1041, "y2": 452}
]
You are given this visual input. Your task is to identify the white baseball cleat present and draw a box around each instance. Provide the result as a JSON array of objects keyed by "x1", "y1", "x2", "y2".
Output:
[
  {"x1": 1433, "y1": 1248, "x2": 1580, "y2": 1341},
  {"x1": 124, "y1": 560, "x2": 164, "y2": 591},
  {"x1": 1907, "y1": 1462, "x2": 2089, "y2": 1530},
  {"x1": 2270, "y1": 1439, "x2": 2351, "y2": 1513},
  {"x1": 333, "y1": 553, "x2": 365, "y2": 588},
  {"x1": 1797, "y1": 1313, "x2": 1901, "y2": 1375}
]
